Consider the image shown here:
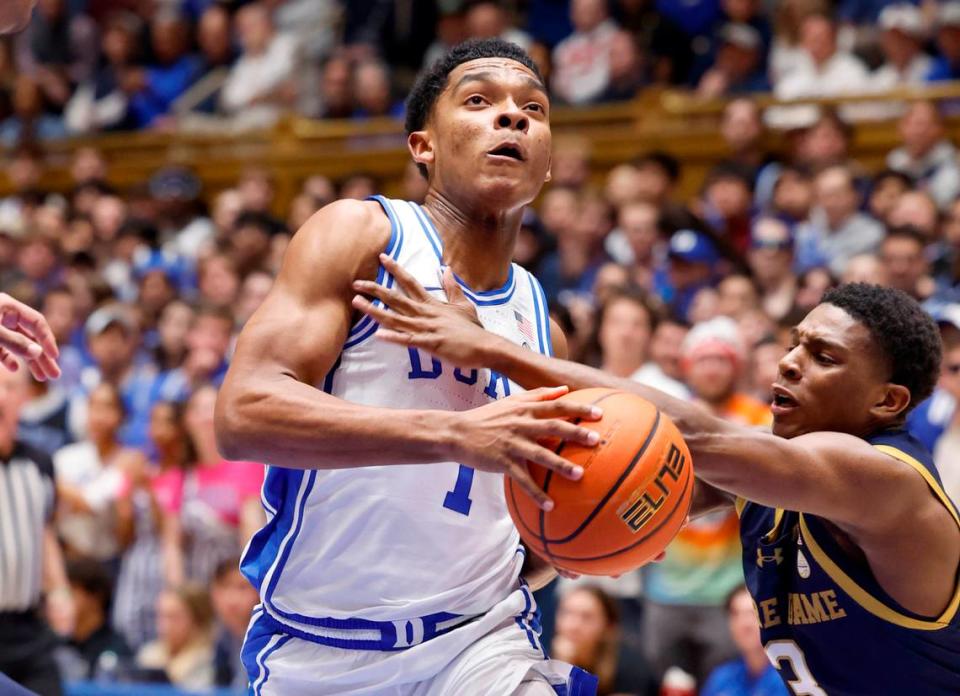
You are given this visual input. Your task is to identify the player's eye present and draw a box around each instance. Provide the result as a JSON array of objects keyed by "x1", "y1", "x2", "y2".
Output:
[
  {"x1": 815, "y1": 353, "x2": 834, "y2": 365},
  {"x1": 525, "y1": 103, "x2": 544, "y2": 113},
  {"x1": 466, "y1": 95, "x2": 486, "y2": 106}
]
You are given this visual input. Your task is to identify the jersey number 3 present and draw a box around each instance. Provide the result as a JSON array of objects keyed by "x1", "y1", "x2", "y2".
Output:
[
  {"x1": 765, "y1": 640, "x2": 826, "y2": 696},
  {"x1": 443, "y1": 465, "x2": 475, "y2": 515}
]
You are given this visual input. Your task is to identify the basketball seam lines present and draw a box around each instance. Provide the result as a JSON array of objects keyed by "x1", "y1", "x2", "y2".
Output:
[{"x1": 545, "y1": 407, "x2": 663, "y2": 545}]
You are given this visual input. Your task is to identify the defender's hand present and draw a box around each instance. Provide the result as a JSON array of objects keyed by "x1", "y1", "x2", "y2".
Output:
[
  {"x1": 352, "y1": 254, "x2": 500, "y2": 369},
  {"x1": 447, "y1": 386, "x2": 602, "y2": 511},
  {"x1": 0, "y1": 293, "x2": 60, "y2": 381}
]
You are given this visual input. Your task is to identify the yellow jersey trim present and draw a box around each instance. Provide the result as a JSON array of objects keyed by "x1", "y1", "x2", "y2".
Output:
[
  {"x1": 735, "y1": 497, "x2": 746, "y2": 516},
  {"x1": 797, "y1": 442, "x2": 960, "y2": 631}
]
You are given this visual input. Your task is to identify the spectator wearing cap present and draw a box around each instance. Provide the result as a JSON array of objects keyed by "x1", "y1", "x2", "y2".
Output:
[
  {"x1": 696, "y1": 23, "x2": 769, "y2": 98},
  {"x1": 773, "y1": 13, "x2": 869, "y2": 102},
  {"x1": 551, "y1": 0, "x2": 618, "y2": 105},
  {"x1": 69, "y1": 304, "x2": 159, "y2": 451},
  {"x1": 886, "y1": 101, "x2": 960, "y2": 210},
  {"x1": 663, "y1": 229, "x2": 721, "y2": 323},
  {"x1": 928, "y1": 2, "x2": 960, "y2": 82},
  {"x1": 748, "y1": 217, "x2": 797, "y2": 321},
  {"x1": 794, "y1": 164, "x2": 884, "y2": 275},
  {"x1": 872, "y1": 4, "x2": 932, "y2": 91}
]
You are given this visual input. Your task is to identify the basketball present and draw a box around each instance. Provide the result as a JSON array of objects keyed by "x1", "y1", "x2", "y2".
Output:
[{"x1": 505, "y1": 387, "x2": 694, "y2": 576}]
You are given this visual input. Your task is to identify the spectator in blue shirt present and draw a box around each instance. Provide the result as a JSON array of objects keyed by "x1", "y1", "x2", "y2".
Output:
[
  {"x1": 701, "y1": 585, "x2": 789, "y2": 696},
  {"x1": 127, "y1": 13, "x2": 204, "y2": 128},
  {"x1": 928, "y1": 3, "x2": 960, "y2": 82}
]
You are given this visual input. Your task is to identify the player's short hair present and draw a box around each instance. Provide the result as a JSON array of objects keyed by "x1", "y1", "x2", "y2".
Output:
[
  {"x1": 405, "y1": 38, "x2": 543, "y2": 179},
  {"x1": 822, "y1": 283, "x2": 941, "y2": 411}
]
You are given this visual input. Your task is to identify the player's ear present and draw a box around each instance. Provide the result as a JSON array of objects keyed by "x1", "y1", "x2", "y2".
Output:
[
  {"x1": 871, "y1": 383, "x2": 912, "y2": 421},
  {"x1": 408, "y1": 131, "x2": 435, "y2": 171},
  {"x1": 544, "y1": 151, "x2": 552, "y2": 184}
]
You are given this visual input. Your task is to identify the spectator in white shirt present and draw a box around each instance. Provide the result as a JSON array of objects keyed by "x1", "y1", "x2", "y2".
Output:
[
  {"x1": 219, "y1": 2, "x2": 298, "y2": 130},
  {"x1": 774, "y1": 12, "x2": 869, "y2": 101},
  {"x1": 887, "y1": 100, "x2": 960, "y2": 210},
  {"x1": 872, "y1": 4, "x2": 933, "y2": 90},
  {"x1": 551, "y1": 0, "x2": 618, "y2": 105}
]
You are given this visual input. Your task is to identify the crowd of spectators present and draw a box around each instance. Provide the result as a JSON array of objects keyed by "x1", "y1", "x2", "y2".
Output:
[
  {"x1": 8, "y1": 0, "x2": 960, "y2": 144},
  {"x1": 3, "y1": 2, "x2": 960, "y2": 696}
]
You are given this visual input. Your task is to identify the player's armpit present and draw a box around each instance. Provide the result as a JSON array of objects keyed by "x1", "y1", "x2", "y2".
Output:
[
  {"x1": 520, "y1": 547, "x2": 559, "y2": 590},
  {"x1": 689, "y1": 479, "x2": 733, "y2": 519}
]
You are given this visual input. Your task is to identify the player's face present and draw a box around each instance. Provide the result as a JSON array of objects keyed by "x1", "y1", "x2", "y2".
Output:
[
  {"x1": 415, "y1": 58, "x2": 551, "y2": 210},
  {"x1": 0, "y1": 0, "x2": 36, "y2": 33},
  {"x1": 772, "y1": 303, "x2": 891, "y2": 438}
]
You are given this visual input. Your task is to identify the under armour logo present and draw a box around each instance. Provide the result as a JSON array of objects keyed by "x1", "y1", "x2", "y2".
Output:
[{"x1": 757, "y1": 547, "x2": 784, "y2": 567}]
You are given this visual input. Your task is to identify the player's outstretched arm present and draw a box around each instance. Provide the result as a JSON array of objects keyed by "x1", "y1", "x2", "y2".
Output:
[
  {"x1": 215, "y1": 201, "x2": 600, "y2": 510},
  {"x1": 356, "y1": 256, "x2": 960, "y2": 615}
]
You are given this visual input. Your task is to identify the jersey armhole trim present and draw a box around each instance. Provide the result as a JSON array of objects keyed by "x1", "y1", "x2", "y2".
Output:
[
  {"x1": 344, "y1": 196, "x2": 405, "y2": 349},
  {"x1": 798, "y1": 512, "x2": 958, "y2": 631},
  {"x1": 735, "y1": 497, "x2": 746, "y2": 516},
  {"x1": 529, "y1": 273, "x2": 553, "y2": 357}
]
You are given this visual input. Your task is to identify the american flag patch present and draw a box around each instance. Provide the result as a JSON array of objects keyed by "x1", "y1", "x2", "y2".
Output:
[{"x1": 514, "y1": 310, "x2": 535, "y2": 344}]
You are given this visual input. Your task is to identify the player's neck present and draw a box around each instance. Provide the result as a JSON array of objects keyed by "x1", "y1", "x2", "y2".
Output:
[{"x1": 422, "y1": 190, "x2": 520, "y2": 292}]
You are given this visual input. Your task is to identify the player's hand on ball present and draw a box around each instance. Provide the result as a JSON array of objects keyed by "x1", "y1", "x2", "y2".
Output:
[
  {"x1": 449, "y1": 385, "x2": 602, "y2": 511},
  {"x1": 351, "y1": 253, "x2": 495, "y2": 369}
]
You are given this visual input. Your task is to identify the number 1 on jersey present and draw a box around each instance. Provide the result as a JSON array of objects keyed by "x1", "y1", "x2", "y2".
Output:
[{"x1": 443, "y1": 465, "x2": 474, "y2": 515}]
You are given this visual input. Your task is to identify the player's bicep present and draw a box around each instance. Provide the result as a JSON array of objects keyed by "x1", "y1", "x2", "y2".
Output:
[
  {"x1": 229, "y1": 200, "x2": 389, "y2": 387},
  {"x1": 548, "y1": 317, "x2": 569, "y2": 361}
]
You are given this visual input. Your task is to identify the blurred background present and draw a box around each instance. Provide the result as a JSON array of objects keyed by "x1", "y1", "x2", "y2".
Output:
[{"x1": 3, "y1": 0, "x2": 960, "y2": 695}]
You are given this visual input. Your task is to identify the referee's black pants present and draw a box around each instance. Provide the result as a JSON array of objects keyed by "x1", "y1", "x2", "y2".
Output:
[{"x1": 0, "y1": 611, "x2": 62, "y2": 696}]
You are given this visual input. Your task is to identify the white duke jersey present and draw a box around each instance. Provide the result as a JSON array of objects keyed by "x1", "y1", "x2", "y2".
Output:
[{"x1": 240, "y1": 196, "x2": 555, "y2": 645}]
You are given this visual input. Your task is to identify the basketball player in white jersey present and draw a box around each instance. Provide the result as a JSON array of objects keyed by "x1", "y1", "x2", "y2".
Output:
[{"x1": 216, "y1": 39, "x2": 602, "y2": 694}]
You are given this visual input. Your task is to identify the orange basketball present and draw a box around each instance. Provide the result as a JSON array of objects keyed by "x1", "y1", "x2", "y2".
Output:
[{"x1": 505, "y1": 387, "x2": 693, "y2": 576}]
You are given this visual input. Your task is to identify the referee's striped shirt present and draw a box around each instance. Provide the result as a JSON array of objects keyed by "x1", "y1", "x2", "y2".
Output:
[{"x1": 0, "y1": 441, "x2": 55, "y2": 611}]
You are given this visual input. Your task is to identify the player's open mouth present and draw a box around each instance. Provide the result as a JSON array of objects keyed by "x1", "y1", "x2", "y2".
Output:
[
  {"x1": 770, "y1": 385, "x2": 799, "y2": 415},
  {"x1": 487, "y1": 143, "x2": 525, "y2": 161}
]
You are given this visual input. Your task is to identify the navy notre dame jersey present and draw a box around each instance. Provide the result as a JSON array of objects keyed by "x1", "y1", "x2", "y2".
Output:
[{"x1": 739, "y1": 428, "x2": 960, "y2": 695}]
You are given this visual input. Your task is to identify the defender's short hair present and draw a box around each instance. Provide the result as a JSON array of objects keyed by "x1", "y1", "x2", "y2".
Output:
[{"x1": 822, "y1": 283, "x2": 941, "y2": 411}]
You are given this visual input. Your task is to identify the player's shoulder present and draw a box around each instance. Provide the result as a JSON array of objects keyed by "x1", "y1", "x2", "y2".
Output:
[{"x1": 295, "y1": 198, "x2": 393, "y2": 256}]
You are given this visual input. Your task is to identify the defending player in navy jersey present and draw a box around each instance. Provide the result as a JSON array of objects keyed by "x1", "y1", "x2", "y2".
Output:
[
  {"x1": 217, "y1": 40, "x2": 604, "y2": 694},
  {"x1": 356, "y1": 270, "x2": 960, "y2": 694}
]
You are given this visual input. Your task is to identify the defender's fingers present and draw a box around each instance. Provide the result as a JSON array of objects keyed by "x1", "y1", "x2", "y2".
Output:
[
  {"x1": 351, "y1": 296, "x2": 419, "y2": 332},
  {"x1": 0, "y1": 346, "x2": 19, "y2": 372},
  {"x1": 379, "y1": 254, "x2": 433, "y2": 302},
  {"x1": 374, "y1": 328, "x2": 417, "y2": 346},
  {"x1": 33, "y1": 352, "x2": 60, "y2": 380},
  {"x1": 352, "y1": 280, "x2": 420, "y2": 314},
  {"x1": 508, "y1": 462, "x2": 554, "y2": 511},
  {"x1": 441, "y1": 267, "x2": 471, "y2": 306}
]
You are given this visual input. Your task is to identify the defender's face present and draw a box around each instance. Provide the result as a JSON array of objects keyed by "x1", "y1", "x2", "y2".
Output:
[
  {"x1": 0, "y1": 0, "x2": 36, "y2": 33},
  {"x1": 771, "y1": 304, "x2": 889, "y2": 438},
  {"x1": 419, "y1": 58, "x2": 551, "y2": 209}
]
